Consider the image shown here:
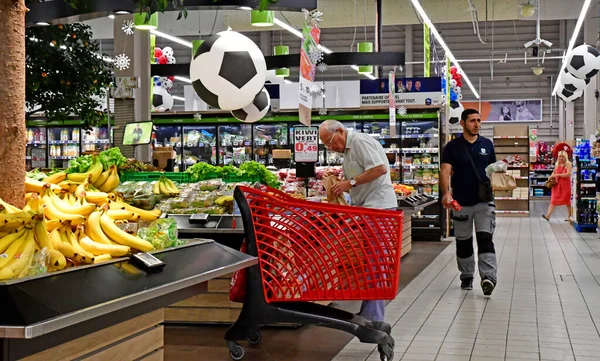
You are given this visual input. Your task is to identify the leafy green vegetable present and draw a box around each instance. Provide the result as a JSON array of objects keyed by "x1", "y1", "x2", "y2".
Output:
[
  {"x1": 66, "y1": 154, "x2": 93, "y2": 173},
  {"x1": 239, "y1": 161, "x2": 280, "y2": 188},
  {"x1": 185, "y1": 162, "x2": 219, "y2": 181},
  {"x1": 98, "y1": 147, "x2": 127, "y2": 171},
  {"x1": 26, "y1": 169, "x2": 47, "y2": 181},
  {"x1": 218, "y1": 165, "x2": 242, "y2": 178}
]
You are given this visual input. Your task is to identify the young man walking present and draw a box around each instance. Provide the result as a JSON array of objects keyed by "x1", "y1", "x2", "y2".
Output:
[{"x1": 440, "y1": 109, "x2": 498, "y2": 296}]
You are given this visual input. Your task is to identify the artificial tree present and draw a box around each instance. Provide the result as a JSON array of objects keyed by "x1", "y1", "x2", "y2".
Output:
[{"x1": 26, "y1": 23, "x2": 113, "y2": 126}]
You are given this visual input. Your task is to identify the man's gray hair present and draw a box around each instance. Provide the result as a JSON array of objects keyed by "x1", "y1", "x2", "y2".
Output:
[{"x1": 319, "y1": 120, "x2": 346, "y2": 133}]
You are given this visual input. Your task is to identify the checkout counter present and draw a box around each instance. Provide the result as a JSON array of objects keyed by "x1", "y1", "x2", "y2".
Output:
[{"x1": 0, "y1": 240, "x2": 256, "y2": 361}]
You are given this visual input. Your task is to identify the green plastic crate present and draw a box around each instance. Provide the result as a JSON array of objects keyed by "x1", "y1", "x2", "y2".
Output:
[
  {"x1": 193, "y1": 172, "x2": 222, "y2": 182},
  {"x1": 222, "y1": 174, "x2": 261, "y2": 183},
  {"x1": 120, "y1": 172, "x2": 191, "y2": 183}
]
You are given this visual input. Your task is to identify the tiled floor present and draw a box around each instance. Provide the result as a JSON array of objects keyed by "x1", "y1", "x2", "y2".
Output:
[
  {"x1": 164, "y1": 241, "x2": 450, "y2": 361},
  {"x1": 334, "y1": 201, "x2": 600, "y2": 361}
]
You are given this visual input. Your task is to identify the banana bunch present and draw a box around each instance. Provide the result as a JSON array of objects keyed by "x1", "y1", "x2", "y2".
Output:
[
  {"x1": 153, "y1": 176, "x2": 180, "y2": 197},
  {"x1": 96, "y1": 166, "x2": 120, "y2": 193},
  {"x1": 214, "y1": 195, "x2": 234, "y2": 206},
  {"x1": 0, "y1": 228, "x2": 36, "y2": 280}
]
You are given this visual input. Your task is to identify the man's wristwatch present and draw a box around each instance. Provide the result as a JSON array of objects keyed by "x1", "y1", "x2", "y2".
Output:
[{"x1": 349, "y1": 178, "x2": 357, "y2": 187}]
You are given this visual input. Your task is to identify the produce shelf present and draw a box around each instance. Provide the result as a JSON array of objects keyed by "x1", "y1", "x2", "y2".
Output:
[
  {"x1": 402, "y1": 164, "x2": 438, "y2": 169},
  {"x1": 48, "y1": 140, "x2": 79, "y2": 145},
  {"x1": 493, "y1": 135, "x2": 529, "y2": 139},
  {"x1": 401, "y1": 134, "x2": 438, "y2": 139},
  {"x1": 120, "y1": 171, "x2": 192, "y2": 183}
]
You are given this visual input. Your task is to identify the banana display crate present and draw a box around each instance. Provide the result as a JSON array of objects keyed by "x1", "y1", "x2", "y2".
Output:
[{"x1": 0, "y1": 240, "x2": 256, "y2": 361}]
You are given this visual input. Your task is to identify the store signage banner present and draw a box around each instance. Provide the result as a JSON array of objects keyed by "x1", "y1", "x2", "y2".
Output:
[
  {"x1": 361, "y1": 92, "x2": 442, "y2": 107},
  {"x1": 388, "y1": 71, "x2": 397, "y2": 137},
  {"x1": 462, "y1": 99, "x2": 543, "y2": 122},
  {"x1": 294, "y1": 126, "x2": 319, "y2": 162},
  {"x1": 424, "y1": 24, "x2": 431, "y2": 77},
  {"x1": 298, "y1": 19, "x2": 321, "y2": 126},
  {"x1": 361, "y1": 77, "x2": 441, "y2": 94}
]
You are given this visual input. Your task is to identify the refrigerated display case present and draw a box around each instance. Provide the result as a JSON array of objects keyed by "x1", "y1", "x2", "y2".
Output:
[
  {"x1": 218, "y1": 124, "x2": 252, "y2": 166},
  {"x1": 400, "y1": 119, "x2": 440, "y2": 198},
  {"x1": 253, "y1": 123, "x2": 289, "y2": 166},
  {"x1": 183, "y1": 126, "x2": 217, "y2": 169},
  {"x1": 48, "y1": 127, "x2": 80, "y2": 169},
  {"x1": 82, "y1": 127, "x2": 110, "y2": 152},
  {"x1": 26, "y1": 127, "x2": 47, "y2": 169},
  {"x1": 153, "y1": 125, "x2": 183, "y2": 171}
]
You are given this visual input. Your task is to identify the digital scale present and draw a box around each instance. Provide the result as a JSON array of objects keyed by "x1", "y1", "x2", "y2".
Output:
[
  {"x1": 397, "y1": 194, "x2": 437, "y2": 209},
  {"x1": 131, "y1": 252, "x2": 166, "y2": 271}
]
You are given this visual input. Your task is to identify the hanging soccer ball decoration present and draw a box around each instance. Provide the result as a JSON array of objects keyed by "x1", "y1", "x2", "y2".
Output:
[
  {"x1": 441, "y1": 65, "x2": 463, "y2": 104},
  {"x1": 557, "y1": 87, "x2": 583, "y2": 103},
  {"x1": 566, "y1": 44, "x2": 600, "y2": 80},
  {"x1": 559, "y1": 69, "x2": 589, "y2": 93},
  {"x1": 231, "y1": 88, "x2": 271, "y2": 123},
  {"x1": 152, "y1": 86, "x2": 174, "y2": 111},
  {"x1": 448, "y1": 101, "x2": 464, "y2": 124},
  {"x1": 190, "y1": 30, "x2": 267, "y2": 110}
]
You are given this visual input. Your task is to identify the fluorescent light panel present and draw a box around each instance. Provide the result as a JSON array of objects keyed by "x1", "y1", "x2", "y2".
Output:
[
  {"x1": 150, "y1": 29, "x2": 193, "y2": 48},
  {"x1": 410, "y1": 0, "x2": 480, "y2": 99},
  {"x1": 552, "y1": 0, "x2": 592, "y2": 95},
  {"x1": 175, "y1": 76, "x2": 192, "y2": 83},
  {"x1": 172, "y1": 96, "x2": 185, "y2": 101}
]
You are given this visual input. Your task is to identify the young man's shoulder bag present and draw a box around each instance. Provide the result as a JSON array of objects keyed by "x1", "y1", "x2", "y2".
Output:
[{"x1": 463, "y1": 143, "x2": 495, "y2": 203}]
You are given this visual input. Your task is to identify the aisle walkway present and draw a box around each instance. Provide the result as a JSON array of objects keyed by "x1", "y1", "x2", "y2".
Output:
[{"x1": 335, "y1": 203, "x2": 600, "y2": 361}]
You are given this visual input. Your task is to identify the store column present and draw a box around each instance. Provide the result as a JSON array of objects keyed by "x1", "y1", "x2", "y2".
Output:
[
  {"x1": 583, "y1": 2, "x2": 599, "y2": 139},
  {"x1": 133, "y1": 28, "x2": 152, "y2": 162},
  {"x1": 405, "y1": 25, "x2": 413, "y2": 77}
]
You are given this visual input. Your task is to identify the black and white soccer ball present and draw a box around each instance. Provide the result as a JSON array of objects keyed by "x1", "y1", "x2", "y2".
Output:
[
  {"x1": 566, "y1": 44, "x2": 600, "y2": 80},
  {"x1": 448, "y1": 101, "x2": 464, "y2": 124},
  {"x1": 152, "y1": 86, "x2": 174, "y2": 111},
  {"x1": 557, "y1": 87, "x2": 583, "y2": 103},
  {"x1": 190, "y1": 31, "x2": 267, "y2": 111},
  {"x1": 231, "y1": 88, "x2": 270, "y2": 123},
  {"x1": 560, "y1": 69, "x2": 589, "y2": 93}
]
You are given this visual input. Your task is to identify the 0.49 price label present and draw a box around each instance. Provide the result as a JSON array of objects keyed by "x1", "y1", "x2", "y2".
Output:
[{"x1": 294, "y1": 126, "x2": 319, "y2": 163}]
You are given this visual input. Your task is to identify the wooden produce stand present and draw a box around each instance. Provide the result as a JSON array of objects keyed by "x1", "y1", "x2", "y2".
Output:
[
  {"x1": 492, "y1": 125, "x2": 530, "y2": 217},
  {"x1": 0, "y1": 241, "x2": 256, "y2": 361}
]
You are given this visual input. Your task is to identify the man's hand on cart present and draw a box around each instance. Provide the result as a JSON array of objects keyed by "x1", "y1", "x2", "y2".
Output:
[{"x1": 332, "y1": 180, "x2": 352, "y2": 196}]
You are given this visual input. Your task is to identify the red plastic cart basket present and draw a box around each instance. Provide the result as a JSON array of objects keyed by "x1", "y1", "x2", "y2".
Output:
[{"x1": 236, "y1": 185, "x2": 403, "y2": 303}]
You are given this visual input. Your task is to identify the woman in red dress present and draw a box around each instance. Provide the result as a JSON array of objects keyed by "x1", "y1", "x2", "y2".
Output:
[{"x1": 543, "y1": 151, "x2": 572, "y2": 222}]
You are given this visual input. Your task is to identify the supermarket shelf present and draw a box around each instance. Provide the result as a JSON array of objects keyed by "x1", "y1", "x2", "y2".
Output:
[
  {"x1": 493, "y1": 136, "x2": 529, "y2": 139},
  {"x1": 403, "y1": 148, "x2": 439, "y2": 154},
  {"x1": 580, "y1": 197, "x2": 597, "y2": 200},
  {"x1": 401, "y1": 134, "x2": 438, "y2": 139},
  {"x1": 26, "y1": 141, "x2": 45, "y2": 145},
  {"x1": 83, "y1": 139, "x2": 110, "y2": 144},
  {"x1": 508, "y1": 165, "x2": 529, "y2": 169},
  {"x1": 513, "y1": 176, "x2": 529, "y2": 180},
  {"x1": 530, "y1": 176, "x2": 549, "y2": 179},
  {"x1": 531, "y1": 168, "x2": 554, "y2": 172},
  {"x1": 581, "y1": 184, "x2": 596, "y2": 188},
  {"x1": 531, "y1": 196, "x2": 551, "y2": 200},
  {"x1": 49, "y1": 140, "x2": 79, "y2": 145},
  {"x1": 402, "y1": 164, "x2": 438, "y2": 169},
  {"x1": 496, "y1": 210, "x2": 530, "y2": 215},
  {"x1": 403, "y1": 180, "x2": 438, "y2": 185},
  {"x1": 368, "y1": 134, "x2": 400, "y2": 139},
  {"x1": 49, "y1": 156, "x2": 76, "y2": 160},
  {"x1": 495, "y1": 197, "x2": 529, "y2": 201}
]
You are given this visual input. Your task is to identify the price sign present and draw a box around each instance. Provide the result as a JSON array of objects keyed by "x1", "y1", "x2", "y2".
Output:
[{"x1": 294, "y1": 126, "x2": 319, "y2": 162}]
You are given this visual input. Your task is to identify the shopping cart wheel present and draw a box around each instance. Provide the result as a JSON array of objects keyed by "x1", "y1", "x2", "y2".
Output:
[
  {"x1": 246, "y1": 329, "x2": 262, "y2": 346},
  {"x1": 378, "y1": 335, "x2": 395, "y2": 361},
  {"x1": 227, "y1": 340, "x2": 245, "y2": 361},
  {"x1": 371, "y1": 321, "x2": 392, "y2": 335}
]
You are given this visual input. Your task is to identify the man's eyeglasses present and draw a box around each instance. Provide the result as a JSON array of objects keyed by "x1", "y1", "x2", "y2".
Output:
[{"x1": 324, "y1": 133, "x2": 336, "y2": 149}]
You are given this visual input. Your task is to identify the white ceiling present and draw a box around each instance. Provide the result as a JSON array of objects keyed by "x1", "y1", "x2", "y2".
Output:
[{"x1": 86, "y1": 0, "x2": 586, "y2": 39}]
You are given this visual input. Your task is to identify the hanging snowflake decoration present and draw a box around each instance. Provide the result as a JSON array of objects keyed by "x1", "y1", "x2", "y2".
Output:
[
  {"x1": 309, "y1": 10, "x2": 324, "y2": 25},
  {"x1": 318, "y1": 108, "x2": 328, "y2": 115},
  {"x1": 309, "y1": 84, "x2": 326, "y2": 98},
  {"x1": 317, "y1": 62, "x2": 328, "y2": 73},
  {"x1": 114, "y1": 54, "x2": 131, "y2": 71},
  {"x1": 397, "y1": 106, "x2": 408, "y2": 116},
  {"x1": 308, "y1": 48, "x2": 324, "y2": 64},
  {"x1": 193, "y1": 113, "x2": 202, "y2": 121},
  {"x1": 122, "y1": 20, "x2": 135, "y2": 35}
]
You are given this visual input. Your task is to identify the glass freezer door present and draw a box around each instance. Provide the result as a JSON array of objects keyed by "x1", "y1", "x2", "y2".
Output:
[
  {"x1": 153, "y1": 125, "x2": 183, "y2": 171},
  {"x1": 82, "y1": 127, "x2": 110, "y2": 152},
  {"x1": 218, "y1": 124, "x2": 252, "y2": 166},
  {"x1": 253, "y1": 123, "x2": 289, "y2": 166},
  {"x1": 48, "y1": 127, "x2": 80, "y2": 169},
  {"x1": 26, "y1": 127, "x2": 47, "y2": 169},
  {"x1": 183, "y1": 126, "x2": 217, "y2": 169}
]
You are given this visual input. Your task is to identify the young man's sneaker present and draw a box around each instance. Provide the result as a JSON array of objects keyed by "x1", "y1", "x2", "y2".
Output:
[
  {"x1": 481, "y1": 278, "x2": 496, "y2": 296},
  {"x1": 460, "y1": 278, "x2": 473, "y2": 290}
]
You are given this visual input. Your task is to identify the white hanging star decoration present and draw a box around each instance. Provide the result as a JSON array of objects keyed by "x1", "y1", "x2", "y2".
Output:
[
  {"x1": 194, "y1": 113, "x2": 202, "y2": 121},
  {"x1": 114, "y1": 54, "x2": 131, "y2": 71},
  {"x1": 317, "y1": 62, "x2": 328, "y2": 73},
  {"x1": 318, "y1": 108, "x2": 327, "y2": 115},
  {"x1": 122, "y1": 20, "x2": 135, "y2": 35},
  {"x1": 309, "y1": 84, "x2": 326, "y2": 98},
  {"x1": 397, "y1": 106, "x2": 408, "y2": 116},
  {"x1": 308, "y1": 48, "x2": 324, "y2": 64}
]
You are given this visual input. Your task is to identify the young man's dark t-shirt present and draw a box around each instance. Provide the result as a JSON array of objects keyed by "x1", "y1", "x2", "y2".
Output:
[{"x1": 441, "y1": 135, "x2": 496, "y2": 207}]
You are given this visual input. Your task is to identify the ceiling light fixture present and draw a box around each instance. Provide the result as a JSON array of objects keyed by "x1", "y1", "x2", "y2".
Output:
[
  {"x1": 237, "y1": 6, "x2": 253, "y2": 10},
  {"x1": 552, "y1": 0, "x2": 592, "y2": 95},
  {"x1": 174, "y1": 76, "x2": 192, "y2": 83},
  {"x1": 273, "y1": 18, "x2": 377, "y2": 80},
  {"x1": 36, "y1": 21, "x2": 50, "y2": 26},
  {"x1": 150, "y1": 29, "x2": 193, "y2": 48},
  {"x1": 115, "y1": 10, "x2": 130, "y2": 15},
  {"x1": 172, "y1": 96, "x2": 186, "y2": 101},
  {"x1": 108, "y1": 15, "x2": 115, "y2": 19},
  {"x1": 410, "y1": 0, "x2": 480, "y2": 99}
]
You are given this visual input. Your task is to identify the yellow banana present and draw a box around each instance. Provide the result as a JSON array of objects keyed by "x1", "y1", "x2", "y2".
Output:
[
  {"x1": 99, "y1": 213, "x2": 154, "y2": 252},
  {"x1": 0, "y1": 232, "x2": 35, "y2": 280},
  {"x1": 158, "y1": 179, "x2": 175, "y2": 196},
  {"x1": 42, "y1": 202, "x2": 86, "y2": 225},
  {"x1": 50, "y1": 229, "x2": 75, "y2": 258},
  {"x1": 93, "y1": 254, "x2": 112, "y2": 263},
  {"x1": 57, "y1": 180, "x2": 79, "y2": 193},
  {"x1": 98, "y1": 166, "x2": 120, "y2": 193},
  {"x1": 0, "y1": 211, "x2": 42, "y2": 232},
  {"x1": 84, "y1": 211, "x2": 113, "y2": 245},
  {"x1": 163, "y1": 178, "x2": 180, "y2": 194},
  {"x1": 0, "y1": 228, "x2": 27, "y2": 254},
  {"x1": 44, "y1": 219, "x2": 63, "y2": 233},
  {"x1": 0, "y1": 198, "x2": 22, "y2": 213},
  {"x1": 85, "y1": 191, "x2": 109, "y2": 206},
  {"x1": 93, "y1": 167, "x2": 111, "y2": 188},
  {"x1": 48, "y1": 249, "x2": 67, "y2": 270},
  {"x1": 33, "y1": 221, "x2": 54, "y2": 251},
  {"x1": 74, "y1": 175, "x2": 92, "y2": 199},
  {"x1": 44, "y1": 172, "x2": 67, "y2": 184},
  {"x1": 79, "y1": 236, "x2": 130, "y2": 257},
  {"x1": 67, "y1": 158, "x2": 103, "y2": 183},
  {"x1": 25, "y1": 194, "x2": 42, "y2": 212},
  {"x1": 109, "y1": 201, "x2": 161, "y2": 222},
  {"x1": 0, "y1": 229, "x2": 30, "y2": 269},
  {"x1": 61, "y1": 227, "x2": 93, "y2": 264},
  {"x1": 106, "y1": 210, "x2": 140, "y2": 222},
  {"x1": 152, "y1": 180, "x2": 161, "y2": 195},
  {"x1": 46, "y1": 191, "x2": 96, "y2": 217},
  {"x1": 25, "y1": 177, "x2": 61, "y2": 194}
]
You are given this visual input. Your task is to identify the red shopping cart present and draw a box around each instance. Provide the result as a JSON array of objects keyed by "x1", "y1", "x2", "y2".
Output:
[{"x1": 225, "y1": 186, "x2": 403, "y2": 361}]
